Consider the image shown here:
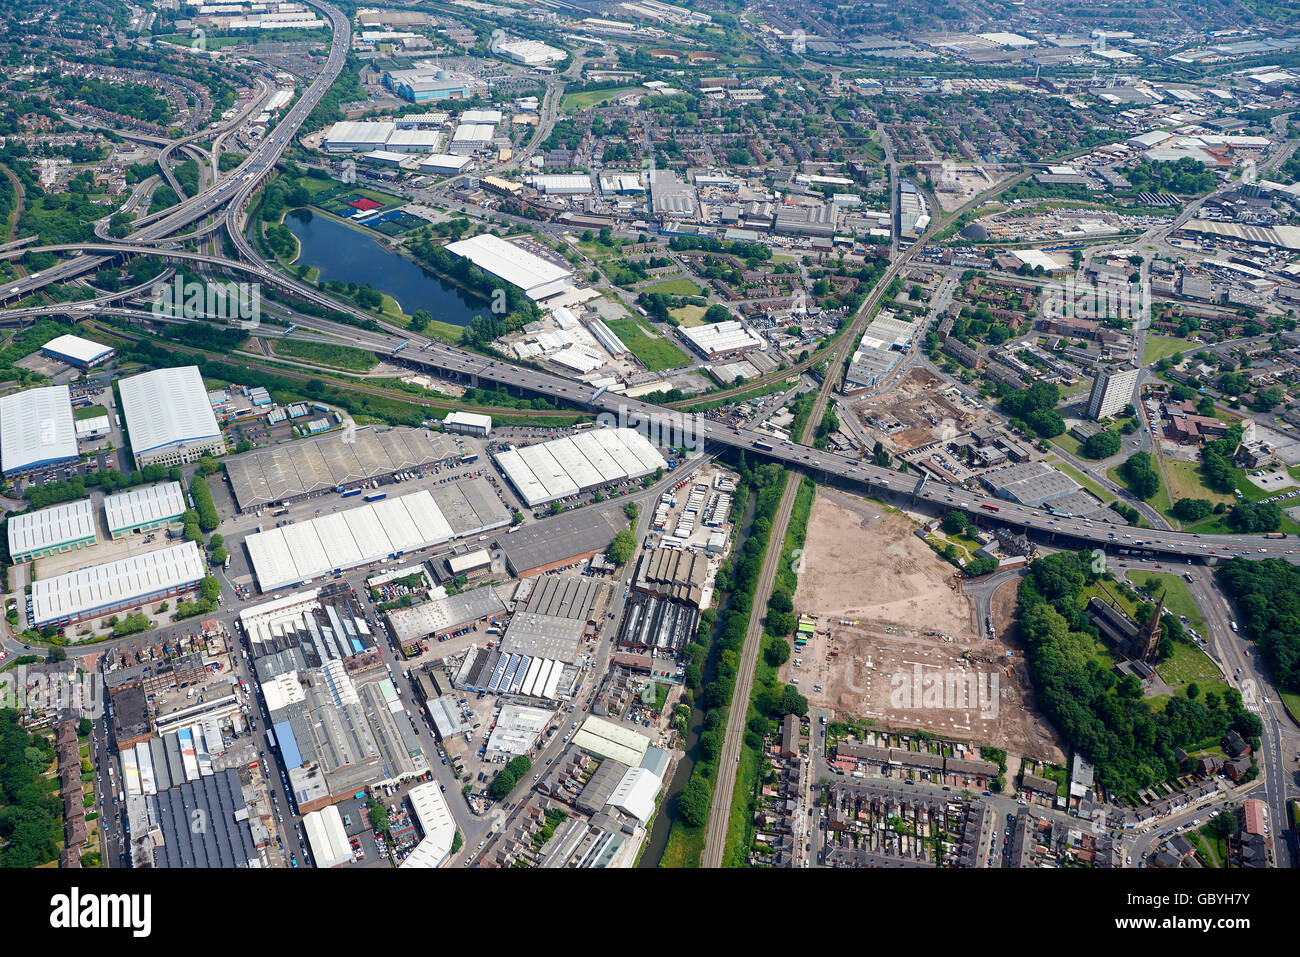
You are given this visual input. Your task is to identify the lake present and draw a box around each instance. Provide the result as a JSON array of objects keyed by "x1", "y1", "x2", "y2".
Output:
[{"x1": 284, "y1": 209, "x2": 484, "y2": 326}]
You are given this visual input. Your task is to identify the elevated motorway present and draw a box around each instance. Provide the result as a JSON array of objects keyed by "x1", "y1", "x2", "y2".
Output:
[{"x1": 0, "y1": 0, "x2": 348, "y2": 304}]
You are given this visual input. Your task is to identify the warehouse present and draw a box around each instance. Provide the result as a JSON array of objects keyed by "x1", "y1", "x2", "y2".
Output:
[
  {"x1": 980, "y1": 461, "x2": 1080, "y2": 508},
  {"x1": 382, "y1": 129, "x2": 443, "y2": 153},
  {"x1": 147, "y1": 768, "x2": 259, "y2": 868},
  {"x1": 441, "y1": 410, "x2": 492, "y2": 436},
  {"x1": 496, "y1": 508, "x2": 621, "y2": 578},
  {"x1": 225, "y1": 426, "x2": 459, "y2": 510},
  {"x1": 7, "y1": 499, "x2": 97, "y2": 564},
  {"x1": 104, "y1": 481, "x2": 187, "y2": 539},
  {"x1": 75, "y1": 415, "x2": 111, "y2": 442},
  {"x1": 449, "y1": 123, "x2": 495, "y2": 154},
  {"x1": 322, "y1": 120, "x2": 396, "y2": 152},
  {"x1": 453, "y1": 646, "x2": 575, "y2": 700},
  {"x1": 245, "y1": 490, "x2": 457, "y2": 592},
  {"x1": 30, "y1": 541, "x2": 207, "y2": 627},
  {"x1": 445, "y1": 233, "x2": 575, "y2": 302},
  {"x1": 417, "y1": 153, "x2": 471, "y2": 175},
  {"x1": 500, "y1": 575, "x2": 611, "y2": 661},
  {"x1": 492, "y1": 428, "x2": 666, "y2": 507},
  {"x1": 527, "y1": 174, "x2": 593, "y2": 195},
  {"x1": 40, "y1": 333, "x2": 114, "y2": 369},
  {"x1": 401, "y1": 781, "x2": 456, "y2": 868},
  {"x1": 385, "y1": 586, "x2": 505, "y2": 650},
  {"x1": 0, "y1": 385, "x2": 77, "y2": 476},
  {"x1": 495, "y1": 38, "x2": 566, "y2": 65},
  {"x1": 573, "y1": 715, "x2": 650, "y2": 767},
  {"x1": 302, "y1": 805, "x2": 351, "y2": 868},
  {"x1": 444, "y1": 547, "x2": 493, "y2": 581},
  {"x1": 679, "y1": 320, "x2": 764, "y2": 359},
  {"x1": 119, "y1": 366, "x2": 225, "y2": 468}
]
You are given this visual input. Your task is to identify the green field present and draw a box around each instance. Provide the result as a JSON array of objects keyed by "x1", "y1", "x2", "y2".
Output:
[
  {"x1": 670, "y1": 304, "x2": 708, "y2": 326},
  {"x1": 1124, "y1": 570, "x2": 1206, "y2": 633},
  {"x1": 1143, "y1": 335, "x2": 1197, "y2": 366},
  {"x1": 1108, "y1": 462, "x2": 1172, "y2": 519},
  {"x1": 561, "y1": 87, "x2": 640, "y2": 110},
  {"x1": 645, "y1": 277, "x2": 704, "y2": 296},
  {"x1": 605, "y1": 317, "x2": 690, "y2": 371},
  {"x1": 273, "y1": 339, "x2": 378, "y2": 371},
  {"x1": 1049, "y1": 431, "x2": 1084, "y2": 459},
  {"x1": 1161, "y1": 458, "x2": 1235, "y2": 519},
  {"x1": 74, "y1": 404, "x2": 108, "y2": 420}
]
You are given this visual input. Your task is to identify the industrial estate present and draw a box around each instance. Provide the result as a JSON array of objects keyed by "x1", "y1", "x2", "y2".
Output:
[{"x1": 0, "y1": 0, "x2": 1297, "y2": 922}]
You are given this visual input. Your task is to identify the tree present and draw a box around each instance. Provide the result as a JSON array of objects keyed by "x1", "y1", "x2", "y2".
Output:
[
  {"x1": 941, "y1": 510, "x2": 968, "y2": 535},
  {"x1": 211, "y1": 546, "x2": 228, "y2": 566},
  {"x1": 764, "y1": 638, "x2": 791, "y2": 667},
  {"x1": 1081, "y1": 430, "x2": 1121, "y2": 459},
  {"x1": 607, "y1": 529, "x2": 636, "y2": 565},
  {"x1": 1119, "y1": 452, "x2": 1160, "y2": 500},
  {"x1": 676, "y1": 775, "x2": 711, "y2": 827},
  {"x1": 198, "y1": 576, "x2": 221, "y2": 602},
  {"x1": 778, "y1": 684, "x2": 808, "y2": 717},
  {"x1": 1172, "y1": 498, "x2": 1214, "y2": 522}
]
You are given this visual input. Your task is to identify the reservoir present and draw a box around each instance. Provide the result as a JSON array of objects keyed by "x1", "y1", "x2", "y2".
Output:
[{"x1": 284, "y1": 209, "x2": 484, "y2": 326}]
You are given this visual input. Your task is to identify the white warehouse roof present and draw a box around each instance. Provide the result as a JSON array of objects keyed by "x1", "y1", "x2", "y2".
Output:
[
  {"x1": 245, "y1": 489, "x2": 455, "y2": 591},
  {"x1": 41, "y1": 334, "x2": 114, "y2": 366},
  {"x1": 401, "y1": 781, "x2": 456, "y2": 868},
  {"x1": 302, "y1": 805, "x2": 351, "y2": 868},
  {"x1": 118, "y1": 366, "x2": 222, "y2": 458},
  {"x1": 0, "y1": 385, "x2": 77, "y2": 474},
  {"x1": 322, "y1": 120, "x2": 396, "y2": 149},
  {"x1": 445, "y1": 233, "x2": 573, "y2": 300},
  {"x1": 104, "y1": 481, "x2": 187, "y2": 534},
  {"x1": 31, "y1": 541, "x2": 206, "y2": 626},
  {"x1": 417, "y1": 153, "x2": 470, "y2": 173},
  {"x1": 679, "y1": 320, "x2": 763, "y2": 357},
  {"x1": 8, "y1": 499, "x2": 96, "y2": 558},
  {"x1": 492, "y1": 428, "x2": 666, "y2": 507},
  {"x1": 606, "y1": 766, "x2": 661, "y2": 823},
  {"x1": 573, "y1": 715, "x2": 650, "y2": 766}
]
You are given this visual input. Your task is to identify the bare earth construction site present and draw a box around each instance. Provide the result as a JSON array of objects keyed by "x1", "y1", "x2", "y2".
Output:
[{"x1": 790, "y1": 488, "x2": 1064, "y2": 763}]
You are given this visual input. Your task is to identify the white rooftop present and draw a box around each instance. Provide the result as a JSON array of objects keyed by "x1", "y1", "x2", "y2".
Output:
[
  {"x1": 118, "y1": 366, "x2": 222, "y2": 457},
  {"x1": 8, "y1": 499, "x2": 96, "y2": 557},
  {"x1": 0, "y1": 385, "x2": 77, "y2": 474},
  {"x1": 104, "y1": 481, "x2": 187, "y2": 533},
  {"x1": 41, "y1": 334, "x2": 113, "y2": 365},
  {"x1": 31, "y1": 541, "x2": 206, "y2": 626},
  {"x1": 445, "y1": 234, "x2": 573, "y2": 297}
]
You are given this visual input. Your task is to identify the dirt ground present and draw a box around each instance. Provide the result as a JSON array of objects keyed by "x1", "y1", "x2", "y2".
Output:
[
  {"x1": 789, "y1": 488, "x2": 1065, "y2": 763},
  {"x1": 847, "y1": 368, "x2": 990, "y2": 453}
]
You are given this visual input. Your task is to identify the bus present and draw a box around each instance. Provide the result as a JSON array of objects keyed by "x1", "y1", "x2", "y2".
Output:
[
  {"x1": 1265, "y1": 532, "x2": 1286, "y2": 539},
  {"x1": 340, "y1": 487, "x2": 362, "y2": 498},
  {"x1": 753, "y1": 440, "x2": 773, "y2": 452},
  {"x1": 271, "y1": 507, "x2": 288, "y2": 517},
  {"x1": 364, "y1": 492, "x2": 386, "y2": 502},
  {"x1": 460, "y1": 453, "x2": 479, "y2": 464},
  {"x1": 980, "y1": 503, "x2": 1001, "y2": 512}
]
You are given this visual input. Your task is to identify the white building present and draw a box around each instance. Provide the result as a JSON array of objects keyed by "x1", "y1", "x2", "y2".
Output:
[
  {"x1": 417, "y1": 153, "x2": 470, "y2": 175},
  {"x1": 495, "y1": 38, "x2": 567, "y2": 65},
  {"x1": 0, "y1": 385, "x2": 77, "y2": 476},
  {"x1": 679, "y1": 320, "x2": 763, "y2": 359},
  {"x1": 322, "y1": 120, "x2": 397, "y2": 152},
  {"x1": 445, "y1": 234, "x2": 574, "y2": 301},
  {"x1": 119, "y1": 366, "x2": 226, "y2": 468},
  {"x1": 30, "y1": 541, "x2": 206, "y2": 627},
  {"x1": 441, "y1": 411, "x2": 492, "y2": 436}
]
